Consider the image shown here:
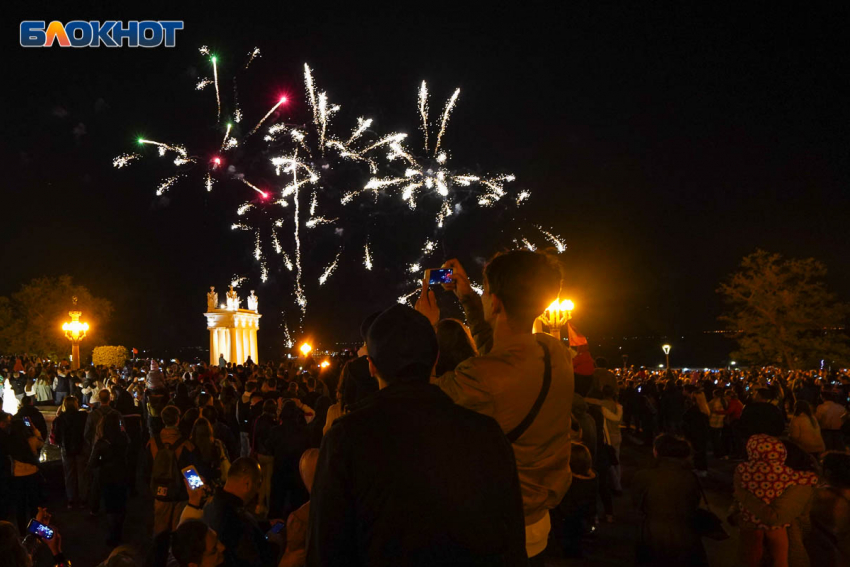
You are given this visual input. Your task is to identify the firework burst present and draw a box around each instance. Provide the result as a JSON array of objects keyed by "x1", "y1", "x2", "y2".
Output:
[{"x1": 118, "y1": 43, "x2": 564, "y2": 337}]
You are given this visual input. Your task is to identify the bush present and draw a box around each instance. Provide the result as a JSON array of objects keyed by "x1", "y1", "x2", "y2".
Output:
[{"x1": 92, "y1": 345, "x2": 128, "y2": 368}]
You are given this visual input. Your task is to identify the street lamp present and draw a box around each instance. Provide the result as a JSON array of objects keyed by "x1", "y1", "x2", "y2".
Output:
[
  {"x1": 662, "y1": 344, "x2": 671, "y2": 370},
  {"x1": 62, "y1": 296, "x2": 89, "y2": 370},
  {"x1": 537, "y1": 299, "x2": 574, "y2": 340},
  {"x1": 300, "y1": 343, "x2": 312, "y2": 357}
]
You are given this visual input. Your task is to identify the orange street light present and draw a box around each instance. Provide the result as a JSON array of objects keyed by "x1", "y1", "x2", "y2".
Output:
[
  {"x1": 537, "y1": 298, "x2": 574, "y2": 340},
  {"x1": 300, "y1": 343, "x2": 313, "y2": 356},
  {"x1": 62, "y1": 296, "x2": 90, "y2": 370}
]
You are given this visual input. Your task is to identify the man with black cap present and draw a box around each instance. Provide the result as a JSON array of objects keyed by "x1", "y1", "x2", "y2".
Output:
[{"x1": 308, "y1": 305, "x2": 526, "y2": 567}]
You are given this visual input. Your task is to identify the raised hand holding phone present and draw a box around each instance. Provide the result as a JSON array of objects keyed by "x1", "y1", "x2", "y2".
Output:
[
  {"x1": 415, "y1": 272, "x2": 440, "y2": 325},
  {"x1": 441, "y1": 259, "x2": 475, "y2": 299}
]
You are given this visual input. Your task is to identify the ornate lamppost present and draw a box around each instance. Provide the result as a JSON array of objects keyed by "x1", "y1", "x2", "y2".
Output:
[
  {"x1": 662, "y1": 343, "x2": 672, "y2": 370},
  {"x1": 537, "y1": 299, "x2": 574, "y2": 341},
  {"x1": 62, "y1": 297, "x2": 89, "y2": 370}
]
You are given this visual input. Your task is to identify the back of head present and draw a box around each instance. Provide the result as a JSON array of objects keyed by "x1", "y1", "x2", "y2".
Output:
[
  {"x1": 569, "y1": 442, "x2": 593, "y2": 476},
  {"x1": 794, "y1": 400, "x2": 813, "y2": 418},
  {"x1": 822, "y1": 452, "x2": 850, "y2": 489},
  {"x1": 653, "y1": 434, "x2": 691, "y2": 459},
  {"x1": 483, "y1": 250, "x2": 561, "y2": 324},
  {"x1": 434, "y1": 319, "x2": 478, "y2": 376},
  {"x1": 366, "y1": 304, "x2": 438, "y2": 384},
  {"x1": 757, "y1": 388, "x2": 772, "y2": 402},
  {"x1": 602, "y1": 385, "x2": 615, "y2": 400},
  {"x1": 262, "y1": 399, "x2": 277, "y2": 415},
  {"x1": 595, "y1": 357, "x2": 607, "y2": 369},
  {"x1": 98, "y1": 389, "x2": 111, "y2": 405},
  {"x1": 99, "y1": 546, "x2": 138, "y2": 567},
  {"x1": 191, "y1": 417, "x2": 214, "y2": 460},
  {"x1": 161, "y1": 405, "x2": 181, "y2": 428},
  {"x1": 200, "y1": 406, "x2": 217, "y2": 422},
  {"x1": 61, "y1": 395, "x2": 79, "y2": 413},
  {"x1": 226, "y1": 456, "x2": 262, "y2": 484},
  {"x1": 782, "y1": 440, "x2": 818, "y2": 473},
  {"x1": 171, "y1": 520, "x2": 208, "y2": 567}
]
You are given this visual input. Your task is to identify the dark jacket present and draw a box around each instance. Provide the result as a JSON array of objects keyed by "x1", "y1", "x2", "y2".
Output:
[
  {"x1": 739, "y1": 401, "x2": 785, "y2": 440},
  {"x1": 307, "y1": 381, "x2": 526, "y2": 567},
  {"x1": 16, "y1": 405, "x2": 48, "y2": 440},
  {"x1": 88, "y1": 435, "x2": 129, "y2": 485},
  {"x1": 51, "y1": 409, "x2": 88, "y2": 455},
  {"x1": 202, "y1": 488, "x2": 277, "y2": 567},
  {"x1": 631, "y1": 457, "x2": 707, "y2": 566},
  {"x1": 85, "y1": 404, "x2": 119, "y2": 447}
]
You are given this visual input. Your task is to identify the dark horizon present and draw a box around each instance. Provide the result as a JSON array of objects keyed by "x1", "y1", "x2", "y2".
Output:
[{"x1": 3, "y1": 5, "x2": 848, "y2": 364}]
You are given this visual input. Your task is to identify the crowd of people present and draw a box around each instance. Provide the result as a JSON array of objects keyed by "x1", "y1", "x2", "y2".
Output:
[{"x1": 0, "y1": 250, "x2": 848, "y2": 567}]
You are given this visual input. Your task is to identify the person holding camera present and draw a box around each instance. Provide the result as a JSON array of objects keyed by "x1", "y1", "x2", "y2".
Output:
[{"x1": 417, "y1": 251, "x2": 574, "y2": 565}]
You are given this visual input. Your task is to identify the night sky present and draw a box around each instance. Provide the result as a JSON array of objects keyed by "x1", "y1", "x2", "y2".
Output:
[{"x1": 3, "y1": 5, "x2": 848, "y2": 364}]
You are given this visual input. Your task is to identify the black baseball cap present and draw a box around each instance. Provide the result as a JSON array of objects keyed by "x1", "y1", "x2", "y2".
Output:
[{"x1": 366, "y1": 305, "x2": 438, "y2": 383}]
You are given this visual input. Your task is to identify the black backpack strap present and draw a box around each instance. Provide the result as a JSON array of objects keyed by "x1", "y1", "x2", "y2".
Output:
[{"x1": 506, "y1": 342, "x2": 552, "y2": 444}]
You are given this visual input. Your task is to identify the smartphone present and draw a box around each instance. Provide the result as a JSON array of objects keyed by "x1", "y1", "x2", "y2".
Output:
[
  {"x1": 22, "y1": 417, "x2": 32, "y2": 428},
  {"x1": 266, "y1": 521, "x2": 286, "y2": 539},
  {"x1": 26, "y1": 519, "x2": 54, "y2": 540},
  {"x1": 82, "y1": 404, "x2": 90, "y2": 409},
  {"x1": 182, "y1": 466, "x2": 204, "y2": 490},
  {"x1": 427, "y1": 268, "x2": 453, "y2": 285}
]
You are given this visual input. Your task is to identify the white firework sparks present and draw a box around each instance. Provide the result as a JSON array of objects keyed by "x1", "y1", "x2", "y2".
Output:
[
  {"x1": 112, "y1": 153, "x2": 139, "y2": 168},
  {"x1": 155, "y1": 176, "x2": 180, "y2": 196},
  {"x1": 538, "y1": 226, "x2": 567, "y2": 253},
  {"x1": 318, "y1": 252, "x2": 341, "y2": 285},
  {"x1": 364, "y1": 244, "x2": 373, "y2": 270},
  {"x1": 244, "y1": 47, "x2": 261, "y2": 69},
  {"x1": 418, "y1": 81, "x2": 429, "y2": 152}
]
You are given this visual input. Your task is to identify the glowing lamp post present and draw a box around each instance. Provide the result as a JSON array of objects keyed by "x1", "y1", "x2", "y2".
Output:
[
  {"x1": 662, "y1": 344, "x2": 671, "y2": 370},
  {"x1": 62, "y1": 297, "x2": 89, "y2": 370},
  {"x1": 300, "y1": 343, "x2": 313, "y2": 357},
  {"x1": 537, "y1": 299, "x2": 574, "y2": 341}
]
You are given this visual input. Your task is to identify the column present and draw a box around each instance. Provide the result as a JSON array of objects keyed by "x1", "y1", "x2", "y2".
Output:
[
  {"x1": 209, "y1": 329, "x2": 216, "y2": 365},
  {"x1": 251, "y1": 328, "x2": 259, "y2": 364},
  {"x1": 230, "y1": 327, "x2": 238, "y2": 366},
  {"x1": 220, "y1": 329, "x2": 229, "y2": 364},
  {"x1": 241, "y1": 325, "x2": 250, "y2": 363}
]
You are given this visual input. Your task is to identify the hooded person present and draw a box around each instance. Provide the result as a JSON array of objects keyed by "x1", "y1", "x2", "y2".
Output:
[{"x1": 734, "y1": 434, "x2": 819, "y2": 566}]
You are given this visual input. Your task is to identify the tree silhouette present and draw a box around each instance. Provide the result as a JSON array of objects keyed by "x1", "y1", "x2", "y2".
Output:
[
  {"x1": 718, "y1": 250, "x2": 849, "y2": 369},
  {"x1": 0, "y1": 275, "x2": 113, "y2": 359}
]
